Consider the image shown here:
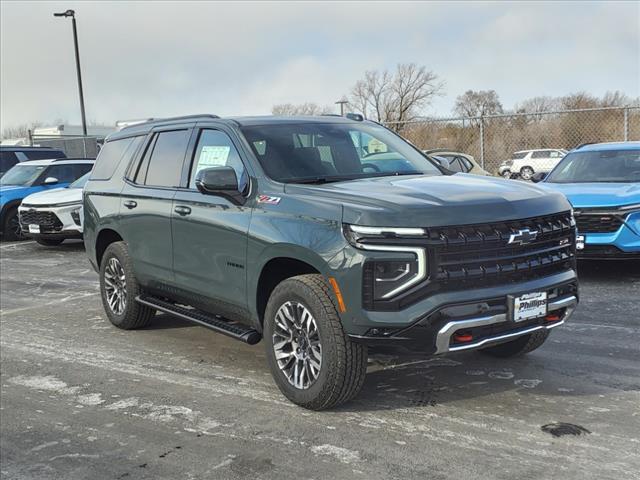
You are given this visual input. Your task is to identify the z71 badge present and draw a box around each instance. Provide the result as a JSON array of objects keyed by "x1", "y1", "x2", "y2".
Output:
[{"x1": 257, "y1": 195, "x2": 281, "y2": 205}]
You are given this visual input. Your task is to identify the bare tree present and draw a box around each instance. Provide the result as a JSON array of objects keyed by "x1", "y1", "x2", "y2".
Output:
[
  {"x1": 453, "y1": 90, "x2": 503, "y2": 119},
  {"x1": 271, "y1": 102, "x2": 334, "y2": 116},
  {"x1": 1, "y1": 121, "x2": 43, "y2": 141},
  {"x1": 348, "y1": 63, "x2": 443, "y2": 131}
]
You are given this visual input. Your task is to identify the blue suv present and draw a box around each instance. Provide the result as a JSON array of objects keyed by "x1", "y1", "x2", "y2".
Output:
[
  {"x1": 0, "y1": 158, "x2": 94, "y2": 240},
  {"x1": 534, "y1": 142, "x2": 640, "y2": 259}
]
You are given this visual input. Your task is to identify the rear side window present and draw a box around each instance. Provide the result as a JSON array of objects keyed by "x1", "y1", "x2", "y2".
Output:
[
  {"x1": 532, "y1": 150, "x2": 550, "y2": 158},
  {"x1": 0, "y1": 151, "x2": 19, "y2": 173},
  {"x1": 91, "y1": 137, "x2": 141, "y2": 180},
  {"x1": 24, "y1": 150, "x2": 66, "y2": 160},
  {"x1": 141, "y1": 130, "x2": 190, "y2": 187}
]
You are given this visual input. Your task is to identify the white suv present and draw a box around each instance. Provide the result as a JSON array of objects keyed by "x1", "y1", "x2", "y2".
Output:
[{"x1": 498, "y1": 149, "x2": 567, "y2": 180}]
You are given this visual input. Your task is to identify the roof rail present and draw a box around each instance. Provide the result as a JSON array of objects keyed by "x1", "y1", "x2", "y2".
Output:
[
  {"x1": 345, "y1": 113, "x2": 364, "y2": 121},
  {"x1": 120, "y1": 114, "x2": 221, "y2": 130},
  {"x1": 574, "y1": 142, "x2": 596, "y2": 150}
]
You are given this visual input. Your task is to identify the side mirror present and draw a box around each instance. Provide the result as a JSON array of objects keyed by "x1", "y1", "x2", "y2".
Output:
[
  {"x1": 195, "y1": 166, "x2": 246, "y2": 205},
  {"x1": 431, "y1": 156, "x2": 451, "y2": 169},
  {"x1": 43, "y1": 177, "x2": 59, "y2": 185},
  {"x1": 531, "y1": 172, "x2": 547, "y2": 183}
]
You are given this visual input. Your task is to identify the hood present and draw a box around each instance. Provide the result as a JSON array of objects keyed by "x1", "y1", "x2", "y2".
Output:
[
  {"x1": 285, "y1": 173, "x2": 570, "y2": 227},
  {"x1": 538, "y1": 182, "x2": 640, "y2": 208},
  {"x1": 21, "y1": 187, "x2": 82, "y2": 206}
]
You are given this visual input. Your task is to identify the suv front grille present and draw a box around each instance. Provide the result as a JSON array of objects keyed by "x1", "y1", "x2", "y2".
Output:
[
  {"x1": 574, "y1": 209, "x2": 623, "y2": 233},
  {"x1": 362, "y1": 211, "x2": 576, "y2": 310},
  {"x1": 19, "y1": 210, "x2": 63, "y2": 232},
  {"x1": 432, "y1": 212, "x2": 575, "y2": 292}
]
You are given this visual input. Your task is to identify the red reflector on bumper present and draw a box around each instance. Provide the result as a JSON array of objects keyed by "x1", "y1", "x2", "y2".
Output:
[
  {"x1": 454, "y1": 333, "x2": 473, "y2": 343},
  {"x1": 545, "y1": 313, "x2": 561, "y2": 322}
]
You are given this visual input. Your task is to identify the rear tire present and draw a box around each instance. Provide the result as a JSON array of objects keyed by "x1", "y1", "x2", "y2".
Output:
[
  {"x1": 36, "y1": 238, "x2": 64, "y2": 246},
  {"x1": 3, "y1": 207, "x2": 25, "y2": 241},
  {"x1": 99, "y1": 241, "x2": 154, "y2": 329},
  {"x1": 481, "y1": 330, "x2": 549, "y2": 358},
  {"x1": 264, "y1": 274, "x2": 368, "y2": 410}
]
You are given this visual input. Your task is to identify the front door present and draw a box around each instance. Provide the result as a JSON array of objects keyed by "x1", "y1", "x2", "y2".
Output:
[
  {"x1": 171, "y1": 127, "x2": 252, "y2": 318},
  {"x1": 119, "y1": 128, "x2": 191, "y2": 286}
]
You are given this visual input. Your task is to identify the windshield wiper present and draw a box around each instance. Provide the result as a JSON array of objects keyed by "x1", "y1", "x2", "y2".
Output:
[{"x1": 285, "y1": 171, "x2": 425, "y2": 185}]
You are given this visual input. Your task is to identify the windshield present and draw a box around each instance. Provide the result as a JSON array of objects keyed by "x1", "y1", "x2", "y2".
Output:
[
  {"x1": 240, "y1": 122, "x2": 442, "y2": 183},
  {"x1": 0, "y1": 164, "x2": 46, "y2": 186},
  {"x1": 546, "y1": 149, "x2": 640, "y2": 183},
  {"x1": 69, "y1": 172, "x2": 91, "y2": 189}
]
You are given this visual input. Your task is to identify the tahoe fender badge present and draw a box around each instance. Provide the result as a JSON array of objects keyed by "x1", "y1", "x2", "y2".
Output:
[
  {"x1": 507, "y1": 228, "x2": 538, "y2": 245},
  {"x1": 257, "y1": 195, "x2": 281, "y2": 205}
]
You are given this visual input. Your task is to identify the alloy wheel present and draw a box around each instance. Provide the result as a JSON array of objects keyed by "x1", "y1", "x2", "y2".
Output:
[
  {"x1": 272, "y1": 301, "x2": 322, "y2": 390},
  {"x1": 104, "y1": 257, "x2": 127, "y2": 315}
]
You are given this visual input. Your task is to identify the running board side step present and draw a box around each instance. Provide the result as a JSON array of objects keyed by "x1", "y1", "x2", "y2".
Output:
[{"x1": 136, "y1": 295, "x2": 262, "y2": 345}]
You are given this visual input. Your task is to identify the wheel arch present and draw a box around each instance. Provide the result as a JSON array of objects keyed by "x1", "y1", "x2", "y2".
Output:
[
  {"x1": 253, "y1": 249, "x2": 328, "y2": 328},
  {"x1": 95, "y1": 228, "x2": 124, "y2": 267}
]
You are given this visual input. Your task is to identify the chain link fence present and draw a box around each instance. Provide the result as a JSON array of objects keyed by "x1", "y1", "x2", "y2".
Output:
[
  {"x1": 386, "y1": 106, "x2": 640, "y2": 177},
  {"x1": 29, "y1": 133, "x2": 100, "y2": 158}
]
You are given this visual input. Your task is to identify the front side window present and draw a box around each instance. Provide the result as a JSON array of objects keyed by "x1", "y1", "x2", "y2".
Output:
[
  {"x1": 546, "y1": 149, "x2": 640, "y2": 183},
  {"x1": 240, "y1": 122, "x2": 441, "y2": 183},
  {"x1": 189, "y1": 129, "x2": 247, "y2": 190},
  {"x1": 0, "y1": 164, "x2": 46, "y2": 186},
  {"x1": 69, "y1": 172, "x2": 91, "y2": 188},
  {"x1": 140, "y1": 130, "x2": 190, "y2": 187},
  {"x1": 43, "y1": 163, "x2": 91, "y2": 183},
  {"x1": 512, "y1": 151, "x2": 528, "y2": 159}
]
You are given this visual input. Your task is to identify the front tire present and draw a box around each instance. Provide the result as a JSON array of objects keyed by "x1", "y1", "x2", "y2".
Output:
[
  {"x1": 3, "y1": 208, "x2": 25, "y2": 241},
  {"x1": 264, "y1": 274, "x2": 368, "y2": 410},
  {"x1": 481, "y1": 330, "x2": 549, "y2": 358},
  {"x1": 99, "y1": 241, "x2": 154, "y2": 329},
  {"x1": 501, "y1": 170, "x2": 512, "y2": 179}
]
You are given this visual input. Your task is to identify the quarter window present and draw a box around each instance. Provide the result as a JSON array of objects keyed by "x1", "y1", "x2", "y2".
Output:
[
  {"x1": 189, "y1": 130, "x2": 247, "y2": 190},
  {"x1": 141, "y1": 130, "x2": 190, "y2": 187},
  {"x1": 92, "y1": 136, "x2": 141, "y2": 180}
]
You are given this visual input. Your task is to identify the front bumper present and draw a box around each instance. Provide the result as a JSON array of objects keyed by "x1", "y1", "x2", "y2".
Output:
[
  {"x1": 349, "y1": 275, "x2": 578, "y2": 355},
  {"x1": 19, "y1": 204, "x2": 83, "y2": 238}
]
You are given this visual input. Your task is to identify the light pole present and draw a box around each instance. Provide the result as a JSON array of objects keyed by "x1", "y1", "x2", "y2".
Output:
[
  {"x1": 335, "y1": 98, "x2": 348, "y2": 116},
  {"x1": 53, "y1": 9, "x2": 87, "y2": 136}
]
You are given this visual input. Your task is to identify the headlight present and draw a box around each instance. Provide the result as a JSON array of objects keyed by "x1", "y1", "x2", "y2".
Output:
[{"x1": 344, "y1": 225, "x2": 427, "y2": 300}]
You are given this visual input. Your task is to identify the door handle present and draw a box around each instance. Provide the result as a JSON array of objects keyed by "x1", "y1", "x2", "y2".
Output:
[
  {"x1": 174, "y1": 205, "x2": 192, "y2": 216},
  {"x1": 123, "y1": 200, "x2": 137, "y2": 209}
]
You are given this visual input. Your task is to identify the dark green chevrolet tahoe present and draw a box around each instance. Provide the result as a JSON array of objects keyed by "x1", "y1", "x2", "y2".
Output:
[{"x1": 84, "y1": 114, "x2": 579, "y2": 409}]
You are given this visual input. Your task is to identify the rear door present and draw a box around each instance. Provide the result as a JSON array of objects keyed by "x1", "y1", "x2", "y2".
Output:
[
  {"x1": 119, "y1": 127, "x2": 192, "y2": 285},
  {"x1": 171, "y1": 125, "x2": 252, "y2": 316}
]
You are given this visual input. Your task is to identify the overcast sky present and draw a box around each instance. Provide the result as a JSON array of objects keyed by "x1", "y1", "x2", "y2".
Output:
[{"x1": 1, "y1": 1, "x2": 638, "y2": 128}]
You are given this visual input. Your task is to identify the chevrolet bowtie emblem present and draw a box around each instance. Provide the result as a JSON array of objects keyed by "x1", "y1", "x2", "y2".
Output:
[{"x1": 508, "y1": 228, "x2": 538, "y2": 245}]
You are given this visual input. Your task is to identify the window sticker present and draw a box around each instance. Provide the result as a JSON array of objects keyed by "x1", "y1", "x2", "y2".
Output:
[{"x1": 198, "y1": 145, "x2": 230, "y2": 167}]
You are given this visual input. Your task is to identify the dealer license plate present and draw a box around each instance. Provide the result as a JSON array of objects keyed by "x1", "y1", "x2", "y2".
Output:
[
  {"x1": 28, "y1": 224, "x2": 40, "y2": 234},
  {"x1": 576, "y1": 235, "x2": 585, "y2": 250},
  {"x1": 511, "y1": 291, "x2": 547, "y2": 322}
]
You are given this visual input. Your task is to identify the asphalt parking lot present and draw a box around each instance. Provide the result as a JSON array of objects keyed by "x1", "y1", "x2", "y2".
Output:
[{"x1": 1, "y1": 240, "x2": 639, "y2": 480}]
